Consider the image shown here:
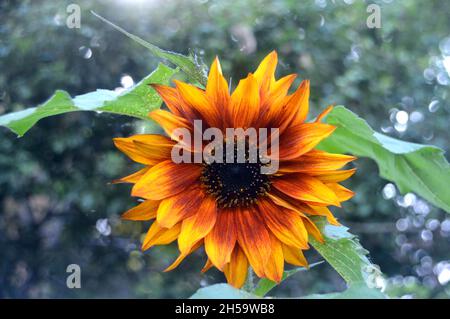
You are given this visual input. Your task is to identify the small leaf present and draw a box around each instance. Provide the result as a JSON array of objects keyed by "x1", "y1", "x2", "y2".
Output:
[
  {"x1": 301, "y1": 283, "x2": 386, "y2": 299},
  {"x1": 310, "y1": 217, "x2": 382, "y2": 286},
  {"x1": 0, "y1": 63, "x2": 177, "y2": 137},
  {"x1": 253, "y1": 261, "x2": 324, "y2": 297},
  {"x1": 190, "y1": 284, "x2": 259, "y2": 299},
  {"x1": 91, "y1": 11, "x2": 208, "y2": 86},
  {"x1": 319, "y1": 106, "x2": 450, "y2": 213}
]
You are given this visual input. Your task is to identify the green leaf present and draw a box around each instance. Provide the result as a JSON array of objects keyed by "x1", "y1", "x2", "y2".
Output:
[
  {"x1": 190, "y1": 284, "x2": 259, "y2": 299},
  {"x1": 309, "y1": 217, "x2": 382, "y2": 286},
  {"x1": 302, "y1": 283, "x2": 386, "y2": 299},
  {"x1": 0, "y1": 63, "x2": 177, "y2": 137},
  {"x1": 319, "y1": 106, "x2": 450, "y2": 213},
  {"x1": 91, "y1": 11, "x2": 208, "y2": 86},
  {"x1": 253, "y1": 261, "x2": 324, "y2": 297}
]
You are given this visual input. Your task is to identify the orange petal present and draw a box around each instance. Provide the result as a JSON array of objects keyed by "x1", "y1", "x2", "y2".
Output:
[
  {"x1": 272, "y1": 174, "x2": 341, "y2": 207},
  {"x1": 271, "y1": 80, "x2": 310, "y2": 136},
  {"x1": 279, "y1": 150, "x2": 356, "y2": 173},
  {"x1": 205, "y1": 208, "x2": 237, "y2": 270},
  {"x1": 149, "y1": 109, "x2": 201, "y2": 154},
  {"x1": 266, "y1": 192, "x2": 306, "y2": 217},
  {"x1": 282, "y1": 79, "x2": 310, "y2": 129},
  {"x1": 269, "y1": 189, "x2": 324, "y2": 218},
  {"x1": 282, "y1": 244, "x2": 308, "y2": 267},
  {"x1": 132, "y1": 161, "x2": 201, "y2": 200},
  {"x1": 259, "y1": 198, "x2": 309, "y2": 249},
  {"x1": 268, "y1": 192, "x2": 340, "y2": 225},
  {"x1": 206, "y1": 57, "x2": 230, "y2": 112},
  {"x1": 230, "y1": 73, "x2": 260, "y2": 128},
  {"x1": 157, "y1": 186, "x2": 205, "y2": 228},
  {"x1": 326, "y1": 182, "x2": 355, "y2": 202},
  {"x1": 114, "y1": 134, "x2": 173, "y2": 165},
  {"x1": 235, "y1": 207, "x2": 272, "y2": 278},
  {"x1": 315, "y1": 105, "x2": 333, "y2": 123},
  {"x1": 121, "y1": 200, "x2": 159, "y2": 221},
  {"x1": 263, "y1": 233, "x2": 284, "y2": 283},
  {"x1": 266, "y1": 74, "x2": 297, "y2": 105},
  {"x1": 271, "y1": 73, "x2": 297, "y2": 95},
  {"x1": 276, "y1": 123, "x2": 336, "y2": 161},
  {"x1": 259, "y1": 74, "x2": 297, "y2": 127},
  {"x1": 149, "y1": 109, "x2": 193, "y2": 141},
  {"x1": 178, "y1": 197, "x2": 217, "y2": 254},
  {"x1": 224, "y1": 246, "x2": 249, "y2": 288},
  {"x1": 141, "y1": 221, "x2": 181, "y2": 251},
  {"x1": 112, "y1": 167, "x2": 149, "y2": 184},
  {"x1": 302, "y1": 217, "x2": 324, "y2": 243},
  {"x1": 131, "y1": 138, "x2": 175, "y2": 165},
  {"x1": 303, "y1": 204, "x2": 340, "y2": 226},
  {"x1": 254, "y1": 51, "x2": 278, "y2": 99},
  {"x1": 163, "y1": 240, "x2": 203, "y2": 272},
  {"x1": 150, "y1": 84, "x2": 197, "y2": 120},
  {"x1": 201, "y1": 258, "x2": 214, "y2": 273},
  {"x1": 314, "y1": 168, "x2": 357, "y2": 183},
  {"x1": 114, "y1": 138, "x2": 148, "y2": 164},
  {"x1": 174, "y1": 80, "x2": 220, "y2": 128}
]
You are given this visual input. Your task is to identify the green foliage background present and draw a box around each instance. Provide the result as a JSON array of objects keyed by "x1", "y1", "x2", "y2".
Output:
[{"x1": 0, "y1": 0, "x2": 449, "y2": 298}]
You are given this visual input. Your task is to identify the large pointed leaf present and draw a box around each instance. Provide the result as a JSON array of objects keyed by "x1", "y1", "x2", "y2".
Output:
[
  {"x1": 309, "y1": 217, "x2": 382, "y2": 286},
  {"x1": 91, "y1": 11, "x2": 208, "y2": 86},
  {"x1": 319, "y1": 106, "x2": 450, "y2": 213},
  {"x1": 0, "y1": 63, "x2": 177, "y2": 137}
]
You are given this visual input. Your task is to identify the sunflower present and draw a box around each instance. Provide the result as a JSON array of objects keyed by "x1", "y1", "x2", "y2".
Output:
[{"x1": 113, "y1": 51, "x2": 356, "y2": 288}]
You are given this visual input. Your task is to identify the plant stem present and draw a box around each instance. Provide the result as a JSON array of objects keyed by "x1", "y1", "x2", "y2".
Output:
[{"x1": 243, "y1": 267, "x2": 254, "y2": 292}]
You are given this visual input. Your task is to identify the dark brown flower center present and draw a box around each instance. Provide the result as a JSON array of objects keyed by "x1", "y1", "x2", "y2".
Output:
[{"x1": 200, "y1": 143, "x2": 271, "y2": 208}]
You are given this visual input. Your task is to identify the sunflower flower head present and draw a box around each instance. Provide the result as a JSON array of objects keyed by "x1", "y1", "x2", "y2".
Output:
[{"x1": 114, "y1": 51, "x2": 356, "y2": 288}]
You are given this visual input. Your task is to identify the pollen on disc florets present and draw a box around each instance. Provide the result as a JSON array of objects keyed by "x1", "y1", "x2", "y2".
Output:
[{"x1": 200, "y1": 141, "x2": 271, "y2": 208}]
